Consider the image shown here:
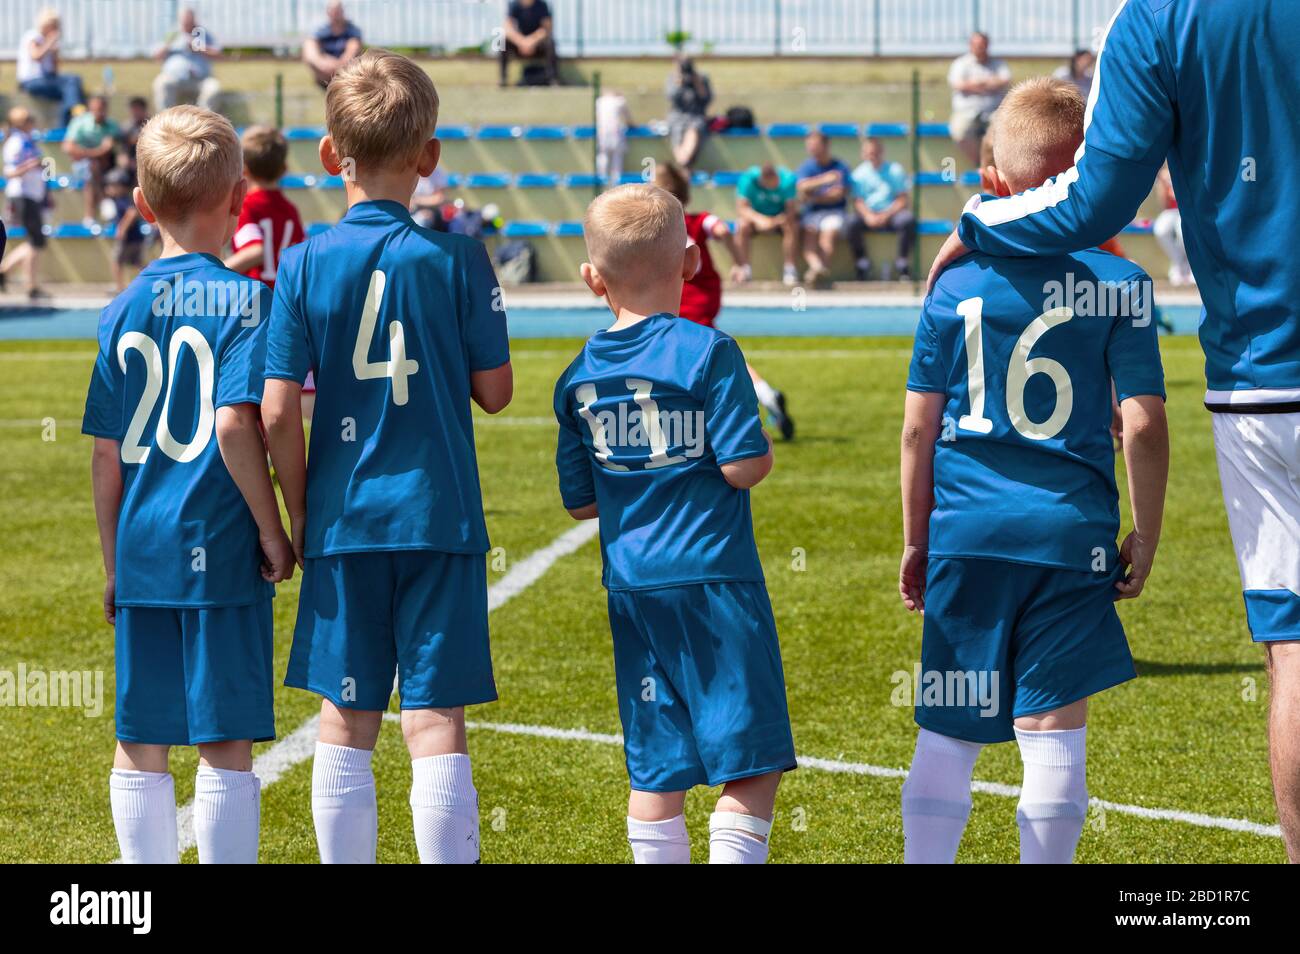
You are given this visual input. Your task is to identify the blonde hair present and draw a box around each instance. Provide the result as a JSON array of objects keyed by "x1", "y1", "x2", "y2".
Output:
[
  {"x1": 989, "y1": 76, "x2": 1085, "y2": 189},
  {"x1": 135, "y1": 105, "x2": 242, "y2": 221},
  {"x1": 7, "y1": 107, "x2": 32, "y2": 129},
  {"x1": 36, "y1": 8, "x2": 60, "y2": 30},
  {"x1": 240, "y1": 124, "x2": 289, "y2": 183},
  {"x1": 583, "y1": 184, "x2": 686, "y2": 286},
  {"x1": 326, "y1": 49, "x2": 439, "y2": 172}
]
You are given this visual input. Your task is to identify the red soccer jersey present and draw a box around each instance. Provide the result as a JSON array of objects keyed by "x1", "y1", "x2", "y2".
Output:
[
  {"x1": 680, "y1": 210, "x2": 722, "y2": 326},
  {"x1": 232, "y1": 187, "x2": 306, "y2": 287}
]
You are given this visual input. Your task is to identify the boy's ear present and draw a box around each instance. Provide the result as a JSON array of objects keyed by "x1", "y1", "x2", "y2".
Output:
[
  {"x1": 417, "y1": 138, "x2": 441, "y2": 178},
  {"x1": 985, "y1": 165, "x2": 1013, "y2": 198},
  {"x1": 682, "y1": 242, "x2": 702, "y2": 280},
  {"x1": 229, "y1": 177, "x2": 248, "y2": 216},
  {"x1": 132, "y1": 186, "x2": 157, "y2": 224},
  {"x1": 580, "y1": 262, "x2": 606, "y2": 298},
  {"x1": 318, "y1": 134, "x2": 343, "y2": 176}
]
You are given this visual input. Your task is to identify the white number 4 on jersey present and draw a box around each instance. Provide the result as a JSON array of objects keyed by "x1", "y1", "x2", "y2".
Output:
[{"x1": 352, "y1": 269, "x2": 420, "y2": 406}]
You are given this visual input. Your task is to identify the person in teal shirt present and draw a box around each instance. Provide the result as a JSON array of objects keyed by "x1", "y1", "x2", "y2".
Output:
[
  {"x1": 847, "y1": 137, "x2": 915, "y2": 280},
  {"x1": 62, "y1": 95, "x2": 120, "y2": 226},
  {"x1": 735, "y1": 163, "x2": 799, "y2": 286}
]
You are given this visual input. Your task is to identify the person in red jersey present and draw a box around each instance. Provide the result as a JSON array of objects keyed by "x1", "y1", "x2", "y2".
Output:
[
  {"x1": 225, "y1": 125, "x2": 315, "y2": 417},
  {"x1": 654, "y1": 162, "x2": 795, "y2": 439}
]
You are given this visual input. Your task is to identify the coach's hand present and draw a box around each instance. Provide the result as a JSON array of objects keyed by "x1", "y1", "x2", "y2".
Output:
[
  {"x1": 926, "y1": 228, "x2": 970, "y2": 293},
  {"x1": 1115, "y1": 531, "x2": 1156, "y2": 600},
  {"x1": 899, "y1": 545, "x2": 928, "y2": 613},
  {"x1": 261, "y1": 529, "x2": 297, "y2": 583},
  {"x1": 103, "y1": 573, "x2": 116, "y2": 626}
]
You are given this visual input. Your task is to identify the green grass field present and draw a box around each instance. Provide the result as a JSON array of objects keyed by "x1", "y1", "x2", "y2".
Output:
[{"x1": 0, "y1": 334, "x2": 1284, "y2": 863}]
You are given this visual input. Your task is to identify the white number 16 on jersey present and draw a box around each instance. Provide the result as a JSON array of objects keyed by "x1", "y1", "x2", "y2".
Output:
[{"x1": 352, "y1": 269, "x2": 420, "y2": 406}]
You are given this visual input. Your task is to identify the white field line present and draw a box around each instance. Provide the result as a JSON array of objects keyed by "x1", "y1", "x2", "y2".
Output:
[
  {"x1": 149, "y1": 521, "x2": 601, "y2": 859},
  {"x1": 374, "y1": 718, "x2": 1280, "y2": 842}
]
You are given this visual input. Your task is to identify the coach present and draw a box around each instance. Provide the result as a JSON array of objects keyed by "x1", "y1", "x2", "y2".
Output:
[{"x1": 927, "y1": 0, "x2": 1300, "y2": 861}]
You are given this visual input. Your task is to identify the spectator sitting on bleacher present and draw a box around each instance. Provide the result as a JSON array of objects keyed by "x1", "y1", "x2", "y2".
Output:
[
  {"x1": 303, "y1": 1, "x2": 363, "y2": 89},
  {"x1": 947, "y1": 31, "x2": 1011, "y2": 166},
  {"x1": 735, "y1": 163, "x2": 799, "y2": 287},
  {"x1": 63, "y1": 95, "x2": 119, "y2": 228},
  {"x1": 121, "y1": 96, "x2": 150, "y2": 180},
  {"x1": 666, "y1": 55, "x2": 712, "y2": 168},
  {"x1": 846, "y1": 136, "x2": 915, "y2": 281},
  {"x1": 1053, "y1": 48, "x2": 1096, "y2": 101},
  {"x1": 500, "y1": 0, "x2": 558, "y2": 87},
  {"x1": 410, "y1": 168, "x2": 451, "y2": 231},
  {"x1": 15, "y1": 9, "x2": 86, "y2": 127},
  {"x1": 1, "y1": 108, "x2": 49, "y2": 299},
  {"x1": 152, "y1": 6, "x2": 222, "y2": 111},
  {"x1": 795, "y1": 131, "x2": 852, "y2": 286},
  {"x1": 595, "y1": 89, "x2": 631, "y2": 184}
]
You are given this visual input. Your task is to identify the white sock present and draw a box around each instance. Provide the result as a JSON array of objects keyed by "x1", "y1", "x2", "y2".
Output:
[
  {"x1": 410, "y1": 753, "x2": 480, "y2": 864},
  {"x1": 1015, "y1": 726, "x2": 1089, "y2": 864},
  {"x1": 627, "y1": 814, "x2": 691, "y2": 864},
  {"x1": 709, "y1": 811, "x2": 773, "y2": 864},
  {"x1": 752, "y1": 376, "x2": 778, "y2": 409},
  {"x1": 193, "y1": 766, "x2": 261, "y2": 864},
  {"x1": 901, "y1": 728, "x2": 982, "y2": 863},
  {"x1": 312, "y1": 742, "x2": 377, "y2": 864},
  {"x1": 110, "y1": 769, "x2": 179, "y2": 864}
]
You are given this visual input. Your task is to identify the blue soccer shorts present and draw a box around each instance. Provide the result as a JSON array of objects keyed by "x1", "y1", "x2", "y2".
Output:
[
  {"x1": 286, "y1": 550, "x2": 496, "y2": 712},
  {"x1": 917, "y1": 557, "x2": 1135, "y2": 744},
  {"x1": 114, "y1": 600, "x2": 276, "y2": 746},
  {"x1": 606, "y1": 580, "x2": 797, "y2": 792}
]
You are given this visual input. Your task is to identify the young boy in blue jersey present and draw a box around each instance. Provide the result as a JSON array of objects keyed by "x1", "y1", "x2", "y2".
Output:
[
  {"x1": 261, "y1": 50, "x2": 512, "y2": 865},
  {"x1": 83, "y1": 106, "x2": 296, "y2": 864},
  {"x1": 554, "y1": 183, "x2": 796, "y2": 864},
  {"x1": 899, "y1": 78, "x2": 1169, "y2": 863}
]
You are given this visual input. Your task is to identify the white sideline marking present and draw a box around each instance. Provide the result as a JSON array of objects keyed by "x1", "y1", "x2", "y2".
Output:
[
  {"x1": 143, "y1": 520, "x2": 601, "y2": 860},
  {"x1": 390, "y1": 718, "x2": 1281, "y2": 842}
]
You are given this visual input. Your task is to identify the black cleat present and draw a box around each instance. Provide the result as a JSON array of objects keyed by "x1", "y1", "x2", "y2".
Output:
[{"x1": 772, "y1": 390, "x2": 795, "y2": 440}]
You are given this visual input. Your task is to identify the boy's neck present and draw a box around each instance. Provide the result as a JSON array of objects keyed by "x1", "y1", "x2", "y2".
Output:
[
  {"x1": 247, "y1": 178, "x2": 279, "y2": 194},
  {"x1": 605, "y1": 284, "x2": 684, "y2": 331},
  {"x1": 344, "y1": 168, "x2": 419, "y2": 210},
  {"x1": 156, "y1": 217, "x2": 229, "y2": 261}
]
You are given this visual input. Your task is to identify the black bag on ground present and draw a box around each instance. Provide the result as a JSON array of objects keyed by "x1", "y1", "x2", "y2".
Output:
[{"x1": 725, "y1": 106, "x2": 756, "y2": 129}]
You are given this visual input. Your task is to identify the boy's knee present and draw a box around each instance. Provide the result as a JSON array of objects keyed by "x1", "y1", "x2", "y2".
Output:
[
  {"x1": 197, "y1": 739, "x2": 254, "y2": 772},
  {"x1": 319, "y1": 700, "x2": 383, "y2": 750},
  {"x1": 401, "y1": 706, "x2": 467, "y2": 759}
]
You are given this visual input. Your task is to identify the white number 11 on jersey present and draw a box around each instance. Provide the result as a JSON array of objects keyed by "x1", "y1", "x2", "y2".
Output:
[{"x1": 352, "y1": 269, "x2": 420, "y2": 406}]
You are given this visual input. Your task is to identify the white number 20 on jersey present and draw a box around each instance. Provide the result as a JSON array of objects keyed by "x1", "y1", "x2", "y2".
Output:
[
  {"x1": 956, "y1": 296, "x2": 1075, "y2": 441},
  {"x1": 117, "y1": 327, "x2": 215, "y2": 464},
  {"x1": 353, "y1": 269, "x2": 420, "y2": 406}
]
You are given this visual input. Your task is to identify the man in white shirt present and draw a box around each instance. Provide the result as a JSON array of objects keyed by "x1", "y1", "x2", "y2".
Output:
[
  {"x1": 151, "y1": 7, "x2": 223, "y2": 111},
  {"x1": 1, "y1": 107, "x2": 49, "y2": 298},
  {"x1": 15, "y1": 9, "x2": 86, "y2": 126},
  {"x1": 947, "y1": 31, "x2": 1012, "y2": 165}
]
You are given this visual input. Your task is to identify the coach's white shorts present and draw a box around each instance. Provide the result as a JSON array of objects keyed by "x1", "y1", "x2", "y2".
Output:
[{"x1": 1212, "y1": 411, "x2": 1300, "y2": 641}]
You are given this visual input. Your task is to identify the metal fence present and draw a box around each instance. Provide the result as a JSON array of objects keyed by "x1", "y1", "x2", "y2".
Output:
[{"x1": 0, "y1": 0, "x2": 1120, "y2": 59}]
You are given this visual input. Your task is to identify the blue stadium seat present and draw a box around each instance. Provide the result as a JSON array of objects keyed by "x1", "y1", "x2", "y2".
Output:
[
  {"x1": 711, "y1": 170, "x2": 743, "y2": 187},
  {"x1": 439, "y1": 125, "x2": 471, "y2": 140},
  {"x1": 820, "y1": 122, "x2": 860, "y2": 138},
  {"x1": 626, "y1": 125, "x2": 659, "y2": 139},
  {"x1": 564, "y1": 173, "x2": 602, "y2": 188},
  {"x1": 571, "y1": 125, "x2": 595, "y2": 140},
  {"x1": 501, "y1": 221, "x2": 548, "y2": 237},
  {"x1": 317, "y1": 175, "x2": 347, "y2": 189},
  {"x1": 284, "y1": 126, "x2": 325, "y2": 141},
  {"x1": 617, "y1": 172, "x2": 645, "y2": 185},
  {"x1": 466, "y1": 172, "x2": 512, "y2": 189},
  {"x1": 720, "y1": 126, "x2": 761, "y2": 137},
  {"x1": 516, "y1": 172, "x2": 561, "y2": 188},
  {"x1": 477, "y1": 125, "x2": 522, "y2": 140},
  {"x1": 523, "y1": 126, "x2": 568, "y2": 140},
  {"x1": 915, "y1": 171, "x2": 950, "y2": 186},
  {"x1": 280, "y1": 173, "x2": 313, "y2": 189},
  {"x1": 918, "y1": 122, "x2": 952, "y2": 138},
  {"x1": 766, "y1": 123, "x2": 809, "y2": 138},
  {"x1": 554, "y1": 221, "x2": 585, "y2": 237},
  {"x1": 918, "y1": 220, "x2": 955, "y2": 234},
  {"x1": 867, "y1": 122, "x2": 909, "y2": 137}
]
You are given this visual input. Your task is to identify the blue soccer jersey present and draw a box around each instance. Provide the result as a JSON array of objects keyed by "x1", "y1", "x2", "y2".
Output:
[
  {"x1": 908, "y1": 248, "x2": 1165, "y2": 572},
  {"x1": 956, "y1": 0, "x2": 1300, "y2": 405},
  {"x1": 553, "y1": 313, "x2": 769, "y2": 590},
  {"x1": 81, "y1": 252, "x2": 273, "y2": 607},
  {"x1": 264, "y1": 200, "x2": 509, "y2": 558}
]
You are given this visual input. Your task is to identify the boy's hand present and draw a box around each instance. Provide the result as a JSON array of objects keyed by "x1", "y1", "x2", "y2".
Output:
[
  {"x1": 899, "y1": 545, "x2": 928, "y2": 613},
  {"x1": 289, "y1": 514, "x2": 306, "y2": 569},
  {"x1": 1115, "y1": 530, "x2": 1157, "y2": 600},
  {"x1": 103, "y1": 573, "x2": 116, "y2": 625},
  {"x1": 260, "y1": 529, "x2": 296, "y2": 583}
]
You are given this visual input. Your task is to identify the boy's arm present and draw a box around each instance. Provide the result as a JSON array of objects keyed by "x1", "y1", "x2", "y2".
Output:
[
  {"x1": 703, "y1": 338, "x2": 772, "y2": 489},
  {"x1": 555, "y1": 383, "x2": 598, "y2": 519},
  {"x1": 471, "y1": 362, "x2": 513, "y2": 414},
  {"x1": 899, "y1": 390, "x2": 944, "y2": 612},
  {"x1": 90, "y1": 438, "x2": 123, "y2": 624},
  {"x1": 216, "y1": 403, "x2": 294, "y2": 582},
  {"x1": 719, "y1": 431, "x2": 772, "y2": 489},
  {"x1": 1114, "y1": 394, "x2": 1168, "y2": 599},
  {"x1": 261, "y1": 378, "x2": 307, "y2": 566},
  {"x1": 224, "y1": 243, "x2": 264, "y2": 275}
]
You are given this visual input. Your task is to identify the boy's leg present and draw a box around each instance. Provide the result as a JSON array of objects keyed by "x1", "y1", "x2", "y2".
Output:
[
  {"x1": 393, "y1": 552, "x2": 496, "y2": 864},
  {"x1": 1013, "y1": 700, "x2": 1089, "y2": 865},
  {"x1": 111, "y1": 741, "x2": 178, "y2": 864},
  {"x1": 403, "y1": 706, "x2": 481, "y2": 864},
  {"x1": 627, "y1": 790, "x2": 690, "y2": 864},
  {"x1": 901, "y1": 728, "x2": 982, "y2": 863},
  {"x1": 710, "y1": 769, "x2": 783, "y2": 864},
  {"x1": 314, "y1": 700, "x2": 383, "y2": 864},
  {"x1": 194, "y1": 739, "x2": 260, "y2": 864}
]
